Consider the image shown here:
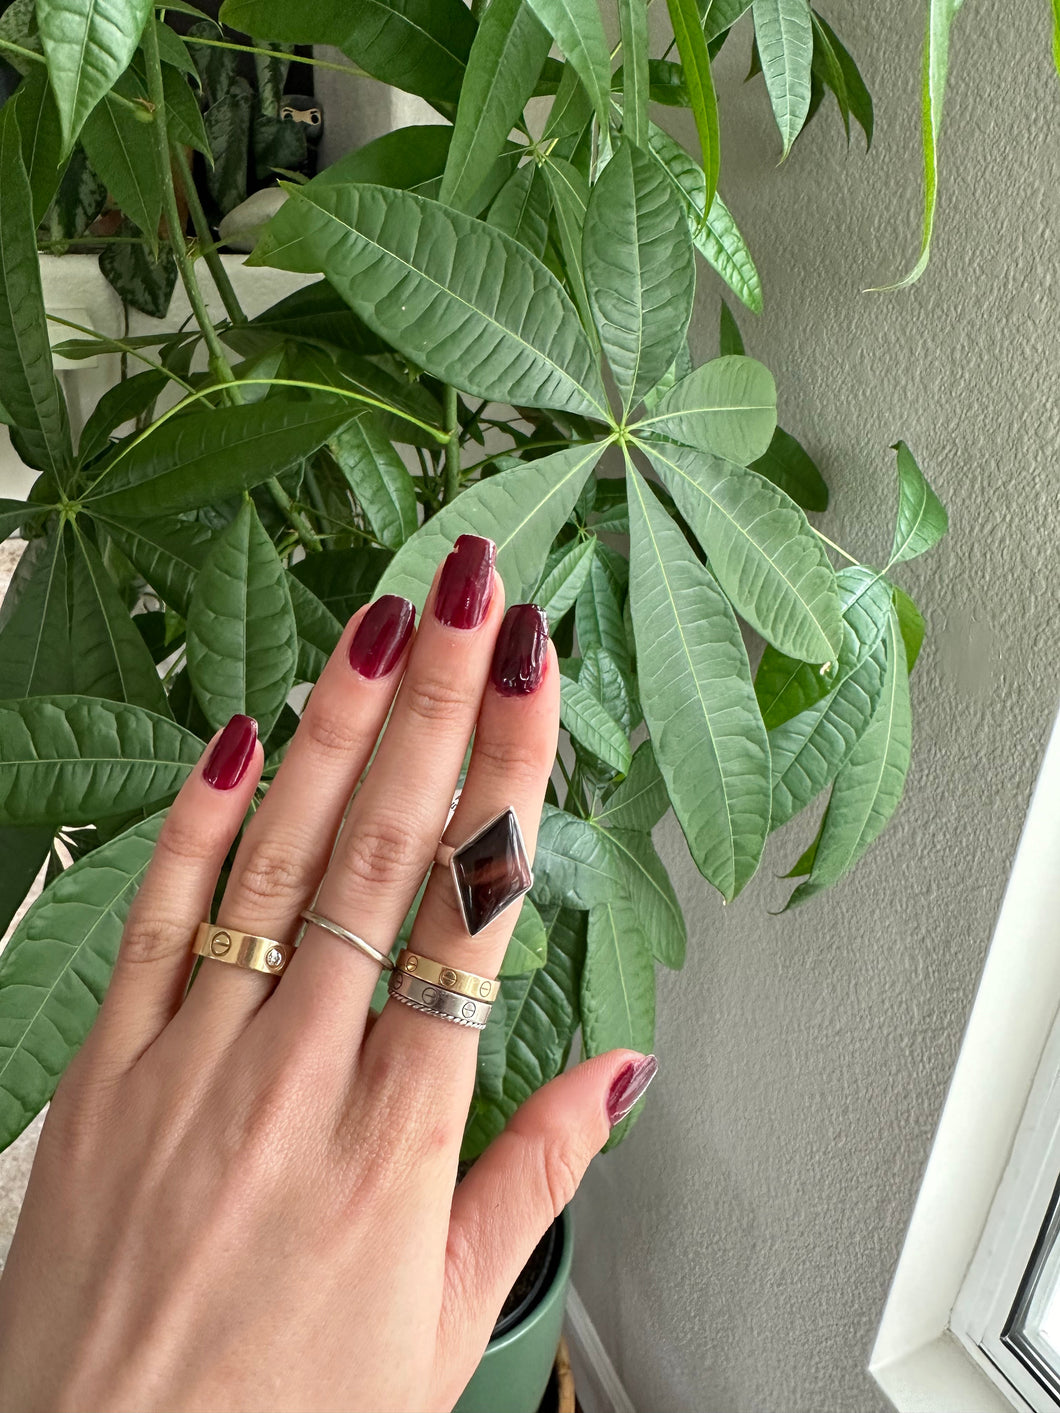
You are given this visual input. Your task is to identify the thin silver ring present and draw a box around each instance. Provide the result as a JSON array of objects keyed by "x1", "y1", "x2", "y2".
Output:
[
  {"x1": 387, "y1": 969, "x2": 492, "y2": 1029},
  {"x1": 300, "y1": 910, "x2": 394, "y2": 971}
]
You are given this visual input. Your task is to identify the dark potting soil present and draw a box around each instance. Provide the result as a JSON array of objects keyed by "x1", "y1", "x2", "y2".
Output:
[{"x1": 492, "y1": 1220, "x2": 559, "y2": 1338}]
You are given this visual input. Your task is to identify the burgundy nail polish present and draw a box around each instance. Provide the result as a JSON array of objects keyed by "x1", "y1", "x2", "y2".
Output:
[
  {"x1": 606, "y1": 1055, "x2": 659, "y2": 1126},
  {"x1": 349, "y1": 595, "x2": 415, "y2": 679},
  {"x1": 435, "y1": 535, "x2": 496, "y2": 630},
  {"x1": 491, "y1": 603, "x2": 549, "y2": 696},
  {"x1": 203, "y1": 714, "x2": 257, "y2": 790}
]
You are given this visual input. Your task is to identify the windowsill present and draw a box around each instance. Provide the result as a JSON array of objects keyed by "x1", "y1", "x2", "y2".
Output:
[{"x1": 870, "y1": 705, "x2": 1060, "y2": 1411}]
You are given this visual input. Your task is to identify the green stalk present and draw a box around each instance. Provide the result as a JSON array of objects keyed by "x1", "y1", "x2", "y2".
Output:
[
  {"x1": 142, "y1": 18, "x2": 322, "y2": 551},
  {"x1": 0, "y1": 36, "x2": 46, "y2": 66},
  {"x1": 182, "y1": 35, "x2": 369, "y2": 79},
  {"x1": 443, "y1": 385, "x2": 461, "y2": 504},
  {"x1": 172, "y1": 145, "x2": 245, "y2": 326}
]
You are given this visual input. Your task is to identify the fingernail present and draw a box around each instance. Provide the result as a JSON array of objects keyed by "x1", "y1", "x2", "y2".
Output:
[
  {"x1": 607, "y1": 1055, "x2": 658, "y2": 1127},
  {"x1": 435, "y1": 535, "x2": 496, "y2": 630},
  {"x1": 491, "y1": 603, "x2": 549, "y2": 696},
  {"x1": 349, "y1": 595, "x2": 415, "y2": 679},
  {"x1": 203, "y1": 714, "x2": 257, "y2": 790}
]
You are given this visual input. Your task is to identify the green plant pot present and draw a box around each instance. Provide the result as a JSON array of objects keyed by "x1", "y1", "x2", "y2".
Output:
[{"x1": 454, "y1": 1208, "x2": 573, "y2": 1413}]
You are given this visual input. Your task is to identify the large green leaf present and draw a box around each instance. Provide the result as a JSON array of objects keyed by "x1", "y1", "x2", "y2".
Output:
[
  {"x1": 93, "y1": 511, "x2": 214, "y2": 615},
  {"x1": 665, "y1": 0, "x2": 720, "y2": 204},
  {"x1": 81, "y1": 71, "x2": 161, "y2": 245},
  {"x1": 185, "y1": 500, "x2": 298, "y2": 739},
  {"x1": 626, "y1": 464, "x2": 770, "y2": 900},
  {"x1": 534, "y1": 535, "x2": 596, "y2": 622},
  {"x1": 500, "y1": 898, "x2": 548, "y2": 975},
  {"x1": 582, "y1": 138, "x2": 695, "y2": 416},
  {"x1": 893, "y1": 585, "x2": 925, "y2": 672},
  {"x1": 637, "y1": 355, "x2": 776, "y2": 464},
  {"x1": 286, "y1": 572, "x2": 343, "y2": 682},
  {"x1": 13, "y1": 67, "x2": 64, "y2": 223},
  {"x1": 703, "y1": 0, "x2": 754, "y2": 38},
  {"x1": 0, "y1": 810, "x2": 164, "y2": 1149},
  {"x1": 252, "y1": 183, "x2": 608, "y2": 420},
  {"x1": 787, "y1": 612, "x2": 911, "y2": 904},
  {"x1": 582, "y1": 895, "x2": 655, "y2": 1056},
  {"x1": 440, "y1": 0, "x2": 550, "y2": 213},
  {"x1": 888, "y1": 440, "x2": 948, "y2": 566},
  {"x1": 886, "y1": 0, "x2": 964, "y2": 286},
  {"x1": 645, "y1": 122, "x2": 762, "y2": 312},
  {"x1": 755, "y1": 564, "x2": 891, "y2": 730},
  {"x1": 752, "y1": 0, "x2": 814, "y2": 159},
  {"x1": 77, "y1": 368, "x2": 167, "y2": 466},
  {"x1": 812, "y1": 13, "x2": 872, "y2": 148},
  {"x1": 69, "y1": 524, "x2": 169, "y2": 714},
  {"x1": 84, "y1": 397, "x2": 353, "y2": 518},
  {"x1": 0, "y1": 697, "x2": 202, "y2": 826},
  {"x1": 751, "y1": 425, "x2": 828, "y2": 512},
  {"x1": 593, "y1": 739, "x2": 669, "y2": 831},
  {"x1": 0, "y1": 499, "x2": 44, "y2": 542},
  {"x1": 328, "y1": 418, "x2": 418, "y2": 551},
  {"x1": 642, "y1": 440, "x2": 843, "y2": 664},
  {"x1": 617, "y1": 0, "x2": 649, "y2": 147},
  {"x1": 0, "y1": 825, "x2": 52, "y2": 937},
  {"x1": 376, "y1": 442, "x2": 603, "y2": 612},
  {"x1": 539, "y1": 154, "x2": 594, "y2": 336},
  {"x1": 488, "y1": 161, "x2": 551, "y2": 259},
  {"x1": 769, "y1": 636, "x2": 888, "y2": 830},
  {"x1": 0, "y1": 524, "x2": 74, "y2": 698},
  {"x1": 606, "y1": 826, "x2": 684, "y2": 967},
  {"x1": 37, "y1": 0, "x2": 152, "y2": 151},
  {"x1": 463, "y1": 902, "x2": 585, "y2": 1159},
  {"x1": 559, "y1": 674, "x2": 631, "y2": 775},
  {"x1": 314, "y1": 125, "x2": 452, "y2": 197},
  {"x1": 525, "y1": 0, "x2": 612, "y2": 128},
  {"x1": 0, "y1": 106, "x2": 71, "y2": 481},
  {"x1": 220, "y1": 0, "x2": 477, "y2": 104}
]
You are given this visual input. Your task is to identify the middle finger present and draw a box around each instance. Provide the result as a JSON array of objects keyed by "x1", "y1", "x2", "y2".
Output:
[{"x1": 273, "y1": 535, "x2": 504, "y2": 1046}]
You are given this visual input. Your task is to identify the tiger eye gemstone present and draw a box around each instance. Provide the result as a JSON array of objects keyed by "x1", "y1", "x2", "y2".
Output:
[{"x1": 450, "y1": 808, "x2": 533, "y2": 936}]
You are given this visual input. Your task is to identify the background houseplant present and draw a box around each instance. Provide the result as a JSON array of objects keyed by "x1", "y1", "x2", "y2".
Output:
[{"x1": 0, "y1": 0, "x2": 949, "y2": 1211}]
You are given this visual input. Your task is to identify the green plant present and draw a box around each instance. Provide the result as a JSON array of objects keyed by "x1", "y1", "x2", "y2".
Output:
[{"x1": 0, "y1": 0, "x2": 947, "y2": 1163}]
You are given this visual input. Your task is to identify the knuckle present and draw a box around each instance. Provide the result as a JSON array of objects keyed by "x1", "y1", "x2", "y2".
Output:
[
  {"x1": 301, "y1": 704, "x2": 367, "y2": 761},
  {"x1": 230, "y1": 834, "x2": 317, "y2": 911},
  {"x1": 337, "y1": 816, "x2": 427, "y2": 892},
  {"x1": 156, "y1": 814, "x2": 221, "y2": 868},
  {"x1": 403, "y1": 671, "x2": 474, "y2": 728},
  {"x1": 118, "y1": 910, "x2": 187, "y2": 968},
  {"x1": 539, "y1": 1138, "x2": 584, "y2": 1219},
  {"x1": 470, "y1": 732, "x2": 545, "y2": 789}
]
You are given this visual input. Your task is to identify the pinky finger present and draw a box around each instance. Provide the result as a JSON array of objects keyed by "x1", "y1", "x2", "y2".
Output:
[{"x1": 91, "y1": 714, "x2": 263, "y2": 1073}]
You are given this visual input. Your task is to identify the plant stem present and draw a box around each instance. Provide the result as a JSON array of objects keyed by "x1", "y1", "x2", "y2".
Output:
[
  {"x1": 0, "y1": 36, "x2": 45, "y2": 66},
  {"x1": 443, "y1": 385, "x2": 461, "y2": 504},
  {"x1": 182, "y1": 35, "x2": 370, "y2": 80},
  {"x1": 172, "y1": 145, "x2": 245, "y2": 325},
  {"x1": 143, "y1": 19, "x2": 323, "y2": 552},
  {"x1": 810, "y1": 526, "x2": 860, "y2": 565}
]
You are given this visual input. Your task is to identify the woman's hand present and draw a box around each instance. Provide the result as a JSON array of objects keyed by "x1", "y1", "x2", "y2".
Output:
[{"x1": 0, "y1": 535, "x2": 656, "y2": 1413}]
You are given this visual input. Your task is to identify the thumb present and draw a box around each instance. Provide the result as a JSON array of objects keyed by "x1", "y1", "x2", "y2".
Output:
[{"x1": 438, "y1": 1050, "x2": 657, "y2": 1385}]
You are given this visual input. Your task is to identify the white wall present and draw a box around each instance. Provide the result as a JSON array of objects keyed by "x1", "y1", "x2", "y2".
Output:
[{"x1": 571, "y1": 4, "x2": 1060, "y2": 1410}]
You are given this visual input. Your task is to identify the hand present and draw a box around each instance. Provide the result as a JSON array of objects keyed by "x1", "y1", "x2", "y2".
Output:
[{"x1": 0, "y1": 535, "x2": 656, "y2": 1413}]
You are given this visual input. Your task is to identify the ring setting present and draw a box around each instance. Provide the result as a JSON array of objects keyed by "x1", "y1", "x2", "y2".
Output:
[{"x1": 434, "y1": 805, "x2": 533, "y2": 937}]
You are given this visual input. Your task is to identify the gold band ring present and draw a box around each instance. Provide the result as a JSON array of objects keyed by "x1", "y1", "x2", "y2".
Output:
[
  {"x1": 192, "y1": 923, "x2": 292, "y2": 976},
  {"x1": 394, "y1": 949, "x2": 499, "y2": 1002}
]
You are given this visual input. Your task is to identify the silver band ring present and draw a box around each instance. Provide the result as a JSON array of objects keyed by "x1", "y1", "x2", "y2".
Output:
[
  {"x1": 387, "y1": 969, "x2": 493, "y2": 1029},
  {"x1": 300, "y1": 910, "x2": 394, "y2": 971}
]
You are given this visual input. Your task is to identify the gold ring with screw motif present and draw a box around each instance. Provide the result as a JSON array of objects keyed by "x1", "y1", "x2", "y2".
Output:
[
  {"x1": 394, "y1": 949, "x2": 499, "y2": 1002},
  {"x1": 192, "y1": 922, "x2": 292, "y2": 976}
]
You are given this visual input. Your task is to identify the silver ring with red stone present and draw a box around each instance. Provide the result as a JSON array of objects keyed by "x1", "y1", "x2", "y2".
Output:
[{"x1": 434, "y1": 805, "x2": 534, "y2": 937}]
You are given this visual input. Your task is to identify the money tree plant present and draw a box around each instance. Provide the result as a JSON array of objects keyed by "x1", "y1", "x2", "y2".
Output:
[{"x1": 0, "y1": 0, "x2": 947, "y2": 1159}]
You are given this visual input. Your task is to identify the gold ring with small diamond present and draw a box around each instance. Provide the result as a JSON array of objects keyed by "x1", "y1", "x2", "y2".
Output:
[
  {"x1": 394, "y1": 949, "x2": 499, "y2": 1002},
  {"x1": 192, "y1": 923, "x2": 292, "y2": 977}
]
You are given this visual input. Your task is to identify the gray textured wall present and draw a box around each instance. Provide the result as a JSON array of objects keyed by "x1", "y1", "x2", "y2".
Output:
[{"x1": 571, "y1": 4, "x2": 1060, "y2": 1410}]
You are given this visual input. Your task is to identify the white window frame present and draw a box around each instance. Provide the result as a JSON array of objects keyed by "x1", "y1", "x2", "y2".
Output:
[{"x1": 871, "y1": 702, "x2": 1060, "y2": 1413}]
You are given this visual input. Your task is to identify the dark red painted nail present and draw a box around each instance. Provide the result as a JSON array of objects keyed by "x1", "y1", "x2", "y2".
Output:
[
  {"x1": 203, "y1": 714, "x2": 257, "y2": 790},
  {"x1": 491, "y1": 603, "x2": 549, "y2": 696},
  {"x1": 349, "y1": 595, "x2": 415, "y2": 679},
  {"x1": 435, "y1": 535, "x2": 496, "y2": 630},
  {"x1": 606, "y1": 1055, "x2": 659, "y2": 1127}
]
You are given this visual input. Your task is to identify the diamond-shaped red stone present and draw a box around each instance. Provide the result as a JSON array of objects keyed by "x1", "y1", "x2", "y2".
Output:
[{"x1": 451, "y1": 808, "x2": 532, "y2": 936}]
